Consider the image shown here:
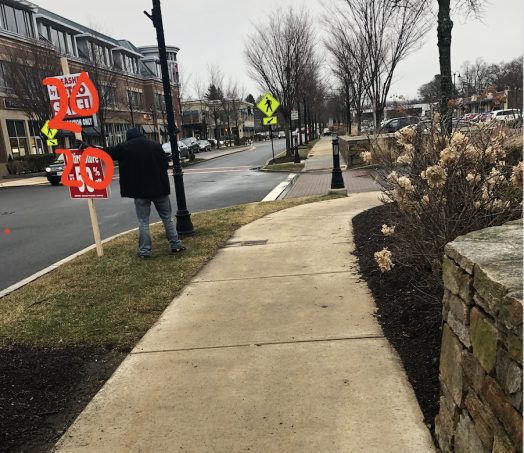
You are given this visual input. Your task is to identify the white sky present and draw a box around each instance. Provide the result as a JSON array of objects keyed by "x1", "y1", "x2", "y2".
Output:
[{"x1": 35, "y1": 0, "x2": 523, "y2": 100}]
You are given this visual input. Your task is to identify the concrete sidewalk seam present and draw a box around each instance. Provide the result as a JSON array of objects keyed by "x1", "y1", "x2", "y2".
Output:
[
  {"x1": 193, "y1": 269, "x2": 355, "y2": 283},
  {"x1": 131, "y1": 334, "x2": 386, "y2": 355}
]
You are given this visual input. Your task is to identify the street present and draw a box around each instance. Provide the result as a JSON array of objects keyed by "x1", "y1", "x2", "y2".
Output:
[{"x1": 0, "y1": 140, "x2": 288, "y2": 292}]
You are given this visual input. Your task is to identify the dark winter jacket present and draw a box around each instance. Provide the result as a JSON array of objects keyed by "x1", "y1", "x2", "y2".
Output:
[{"x1": 101, "y1": 130, "x2": 170, "y2": 199}]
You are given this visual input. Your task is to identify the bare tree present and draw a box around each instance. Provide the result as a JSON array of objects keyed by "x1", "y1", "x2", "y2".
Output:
[
  {"x1": 324, "y1": 0, "x2": 431, "y2": 129},
  {"x1": 2, "y1": 39, "x2": 61, "y2": 148},
  {"x1": 118, "y1": 72, "x2": 142, "y2": 128},
  {"x1": 244, "y1": 6, "x2": 317, "y2": 155},
  {"x1": 205, "y1": 65, "x2": 224, "y2": 148}
]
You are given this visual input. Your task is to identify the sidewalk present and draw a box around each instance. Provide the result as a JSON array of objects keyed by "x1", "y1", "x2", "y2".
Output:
[
  {"x1": 0, "y1": 176, "x2": 49, "y2": 188},
  {"x1": 303, "y1": 137, "x2": 346, "y2": 172},
  {"x1": 284, "y1": 138, "x2": 379, "y2": 198},
  {"x1": 53, "y1": 194, "x2": 435, "y2": 453}
]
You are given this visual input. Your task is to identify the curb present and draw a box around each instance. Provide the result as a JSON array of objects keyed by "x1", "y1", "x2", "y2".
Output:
[
  {"x1": 261, "y1": 174, "x2": 298, "y2": 202},
  {"x1": 191, "y1": 146, "x2": 255, "y2": 165},
  {"x1": 0, "y1": 227, "x2": 139, "y2": 299}
]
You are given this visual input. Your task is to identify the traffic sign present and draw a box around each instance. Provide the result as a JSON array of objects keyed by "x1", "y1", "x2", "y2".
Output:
[
  {"x1": 63, "y1": 149, "x2": 111, "y2": 199},
  {"x1": 263, "y1": 116, "x2": 277, "y2": 125},
  {"x1": 291, "y1": 112, "x2": 299, "y2": 120},
  {"x1": 47, "y1": 139, "x2": 58, "y2": 146},
  {"x1": 258, "y1": 93, "x2": 280, "y2": 117},
  {"x1": 41, "y1": 120, "x2": 58, "y2": 139}
]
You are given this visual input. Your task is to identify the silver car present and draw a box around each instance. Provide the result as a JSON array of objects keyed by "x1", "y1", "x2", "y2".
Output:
[{"x1": 162, "y1": 141, "x2": 189, "y2": 159}]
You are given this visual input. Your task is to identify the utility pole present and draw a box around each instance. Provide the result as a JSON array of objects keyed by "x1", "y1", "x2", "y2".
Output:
[
  {"x1": 304, "y1": 97, "x2": 308, "y2": 144},
  {"x1": 145, "y1": 0, "x2": 194, "y2": 235}
]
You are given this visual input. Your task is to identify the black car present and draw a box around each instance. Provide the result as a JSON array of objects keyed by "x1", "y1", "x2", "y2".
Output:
[
  {"x1": 198, "y1": 140, "x2": 212, "y2": 152},
  {"x1": 45, "y1": 154, "x2": 65, "y2": 186},
  {"x1": 179, "y1": 137, "x2": 199, "y2": 154},
  {"x1": 381, "y1": 116, "x2": 419, "y2": 134}
]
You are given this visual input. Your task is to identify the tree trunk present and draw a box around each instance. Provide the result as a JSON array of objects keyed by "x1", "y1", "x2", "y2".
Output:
[
  {"x1": 345, "y1": 81, "x2": 351, "y2": 135},
  {"x1": 437, "y1": 0, "x2": 453, "y2": 133},
  {"x1": 284, "y1": 115, "x2": 291, "y2": 156}
]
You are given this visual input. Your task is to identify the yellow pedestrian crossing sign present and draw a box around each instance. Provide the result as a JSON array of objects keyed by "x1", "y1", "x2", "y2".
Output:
[
  {"x1": 47, "y1": 139, "x2": 58, "y2": 146},
  {"x1": 41, "y1": 121, "x2": 58, "y2": 140},
  {"x1": 263, "y1": 116, "x2": 277, "y2": 125},
  {"x1": 258, "y1": 93, "x2": 280, "y2": 117}
]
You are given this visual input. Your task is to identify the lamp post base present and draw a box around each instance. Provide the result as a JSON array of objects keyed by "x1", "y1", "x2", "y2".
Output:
[
  {"x1": 330, "y1": 168, "x2": 345, "y2": 190},
  {"x1": 175, "y1": 210, "x2": 194, "y2": 235}
]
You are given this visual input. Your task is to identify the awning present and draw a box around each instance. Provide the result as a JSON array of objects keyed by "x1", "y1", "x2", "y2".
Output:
[
  {"x1": 58, "y1": 130, "x2": 74, "y2": 137},
  {"x1": 244, "y1": 126, "x2": 255, "y2": 131},
  {"x1": 142, "y1": 124, "x2": 158, "y2": 133},
  {"x1": 82, "y1": 127, "x2": 101, "y2": 136}
]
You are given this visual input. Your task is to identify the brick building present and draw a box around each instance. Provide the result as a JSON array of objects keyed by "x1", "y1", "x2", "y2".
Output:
[{"x1": 0, "y1": 0, "x2": 182, "y2": 176}]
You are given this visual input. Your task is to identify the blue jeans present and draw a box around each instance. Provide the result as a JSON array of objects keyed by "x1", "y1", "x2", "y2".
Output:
[{"x1": 134, "y1": 196, "x2": 182, "y2": 256}]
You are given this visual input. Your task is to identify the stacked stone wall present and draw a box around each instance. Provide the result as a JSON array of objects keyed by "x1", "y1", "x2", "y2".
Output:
[
  {"x1": 436, "y1": 219, "x2": 523, "y2": 453},
  {"x1": 340, "y1": 135, "x2": 396, "y2": 168}
]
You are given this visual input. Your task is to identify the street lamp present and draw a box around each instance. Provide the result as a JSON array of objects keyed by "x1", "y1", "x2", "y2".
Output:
[
  {"x1": 293, "y1": 131, "x2": 300, "y2": 164},
  {"x1": 452, "y1": 71, "x2": 461, "y2": 97},
  {"x1": 145, "y1": 0, "x2": 194, "y2": 235},
  {"x1": 330, "y1": 135, "x2": 345, "y2": 190}
]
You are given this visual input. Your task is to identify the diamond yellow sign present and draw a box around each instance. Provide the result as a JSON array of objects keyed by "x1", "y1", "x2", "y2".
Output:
[
  {"x1": 263, "y1": 116, "x2": 277, "y2": 125},
  {"x1": 41, "y1": 120, "x2": 58, "y2": 140},
  {"x1": 257, "y1": 93, "x2": 280, "y2": 118}
]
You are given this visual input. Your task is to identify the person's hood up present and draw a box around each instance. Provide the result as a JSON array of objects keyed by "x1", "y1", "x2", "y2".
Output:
[{"x1": 126, "y1": 127, "x2": 144, "y2": 140}]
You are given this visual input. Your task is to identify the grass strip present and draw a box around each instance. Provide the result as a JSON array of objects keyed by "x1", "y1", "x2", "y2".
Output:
[
  {"x1": 263, "y1": 163, "x2": 304, "y2": 172},
  {"x1": 0, "y1": 195, "x2": 343, "y2": 350},
  {"x1": 275, "y1": 138, "x2": 319, "y2": 160}
]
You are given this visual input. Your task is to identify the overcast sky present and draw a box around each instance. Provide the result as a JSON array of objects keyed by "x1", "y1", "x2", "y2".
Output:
[{"x1": 36, "y1": 0, "x2": 523, "y2": 100}]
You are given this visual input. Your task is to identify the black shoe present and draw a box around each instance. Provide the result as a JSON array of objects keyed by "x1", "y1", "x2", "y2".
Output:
[
  {"x1": 171, "y1": 245, "x2": 186, "y2": 253},
  {"x1": 135, "y1": 252, "x2": 150, "y2": 258}
]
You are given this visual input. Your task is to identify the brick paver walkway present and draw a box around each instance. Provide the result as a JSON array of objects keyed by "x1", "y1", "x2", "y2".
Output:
[{"x1": 284, "y1": 169, "x2": 379, "y2": 199}]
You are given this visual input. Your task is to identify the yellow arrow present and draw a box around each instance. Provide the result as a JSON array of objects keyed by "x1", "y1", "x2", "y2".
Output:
[
  {"x1": 47, "y1": 139, "x2": 58, "y2": 146},
  {"x1": 263, "y1": 116, "x2": 277, "y2": 125}
]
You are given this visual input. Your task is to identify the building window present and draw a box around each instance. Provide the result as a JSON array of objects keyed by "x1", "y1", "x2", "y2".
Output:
[
  {"x1": 0, "y1": 62, "x2": 8, "y2": 93},
  {"x1": 106, "y1": 124, "x2": 115, "y2": 146},
  {"x1": 7, "y1": 120, "x2": 28, "y2": 158},
  {"x1": 27, "y1": 121, "x2": 45, "y2": 154},
  {"x1": 115, "y1": 123, "x2": 124, "y2": 143},
  {"x1": 0, "y1": 3, "x2": 34, "y2": 37},
  {"x1": 155, "y1": 93, "x2": 164, "y2": 111}
]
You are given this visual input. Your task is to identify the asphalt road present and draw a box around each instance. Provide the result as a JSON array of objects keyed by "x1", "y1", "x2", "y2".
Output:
[{"x1": 0, "y1": 139, "x2": 289, "y2": 292}]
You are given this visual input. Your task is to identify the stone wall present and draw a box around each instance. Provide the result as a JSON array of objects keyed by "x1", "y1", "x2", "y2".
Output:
[
  {"x1": 339, "y1": 135, "x2": 396, "y2": 168},
  {"x1": 436, "y1": 219, "x2": 523, "y2": 453}
]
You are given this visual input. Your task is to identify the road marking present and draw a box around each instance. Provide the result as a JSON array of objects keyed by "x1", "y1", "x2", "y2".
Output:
[
  {"x1": 182, "y1": 166, "x2": 252, "y2": 174},
  {"x1": 262, "y1": 174, "x2": 296, "y2": 201}
]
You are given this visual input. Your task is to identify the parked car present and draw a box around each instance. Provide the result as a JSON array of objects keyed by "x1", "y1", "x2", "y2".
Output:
[
  {"x1": 322, "y1": 129, "x2": 332, "y2": 136},
  {"x1": 452, "y1": 118, "x2": 468, "y2": 129},
  {"x1": 381, "y1": 116, "x2": 419, "y2": 133},
  {"x1": 478, "y1": 111, "x2": 492, "y2": 122},
  {"x1": 45, "y1": 154, "x2": 66, "y2": 186},
  {"x1": 489, "y1": 109, "x2": 521, "y2": 123},
  {"x1": 179, "y1": 137, "x2": 199, "y2": 154},
  {"x1": 198, "y1": 140, "x2": 212, "y2": 152},
  {"x1": 162, "y1": 142, "x2": 188, "y2": 159},
  {"x1": 277, "y1": 131, "x2": 286, "y2": 139}
]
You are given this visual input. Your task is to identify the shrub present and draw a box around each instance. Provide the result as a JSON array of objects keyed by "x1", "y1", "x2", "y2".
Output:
[
  {"x1": 208, "y1": 139, "x2": 216, "y2": 147},
  {"x1": 6, "y1": 153, "x2": 56, "y2": 174},
  {"x1": 364, "y1": 117, "x2": 523, "y2": 275}
]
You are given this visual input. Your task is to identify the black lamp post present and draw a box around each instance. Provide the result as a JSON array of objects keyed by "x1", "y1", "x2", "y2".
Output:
[
  {"x1": 145, "y1": 0, "x2": 194, "y2": 235},
  {"x1": 293, "y1": 129, "x2": 300, "y2": 164},
  {"x1": 330, "y1": 135, "x2": 345, "y2": 189}
]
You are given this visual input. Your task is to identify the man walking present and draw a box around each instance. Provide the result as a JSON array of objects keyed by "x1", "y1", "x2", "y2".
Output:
[{"x1": 75, "y1": 128, "x2": 185, "y2": 258}]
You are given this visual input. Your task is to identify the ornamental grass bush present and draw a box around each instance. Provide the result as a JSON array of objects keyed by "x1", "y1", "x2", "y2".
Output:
[
  {"x1": 6, "y1": 153, "x2": 56, "y2": 175},
  {"x1": 363, "y1": 114, "x2": 523, "y2": 276}
]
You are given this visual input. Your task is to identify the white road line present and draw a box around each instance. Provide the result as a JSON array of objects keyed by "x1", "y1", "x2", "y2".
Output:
[{"x1": 261, "y1": 174, "x2": 296, "y2": 202}]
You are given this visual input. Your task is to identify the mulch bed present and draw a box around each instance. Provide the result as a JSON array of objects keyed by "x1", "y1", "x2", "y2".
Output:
[
  {"x1": 0, "y1": 347, "x2": 125, "y2": 453},
  {"x1": 352, "y1": 204, "x2": 443, "y2": 440}
]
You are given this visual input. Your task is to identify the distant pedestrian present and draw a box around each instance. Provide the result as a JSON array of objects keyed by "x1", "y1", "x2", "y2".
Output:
[{"x1": 74, "y1": 128, "x2": 185, "y2": 258}]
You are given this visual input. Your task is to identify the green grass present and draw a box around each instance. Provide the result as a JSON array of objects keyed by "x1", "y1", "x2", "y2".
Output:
[
  {"x1": 263, "y1": 163, "x2": 304, "y2": 172},
  {"x1": 0, "y1": 195, "x2": 344, "y2": 350},
  {"x1": 275, "y1": 138, "x2": 319, "y2": 160}
]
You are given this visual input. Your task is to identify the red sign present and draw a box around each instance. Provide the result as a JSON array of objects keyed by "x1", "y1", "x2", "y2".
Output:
[
  {"x1": 63, "y1": 149, "x2": 111, "y2": 199},
  {"x1": 46, "y1": 72, "x2": 97, "y2": 124}
]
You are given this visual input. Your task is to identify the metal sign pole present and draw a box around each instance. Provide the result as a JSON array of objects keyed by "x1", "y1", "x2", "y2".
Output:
[{"x1": 270, "y1": 125, "x2": 275, "y2": 164}]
